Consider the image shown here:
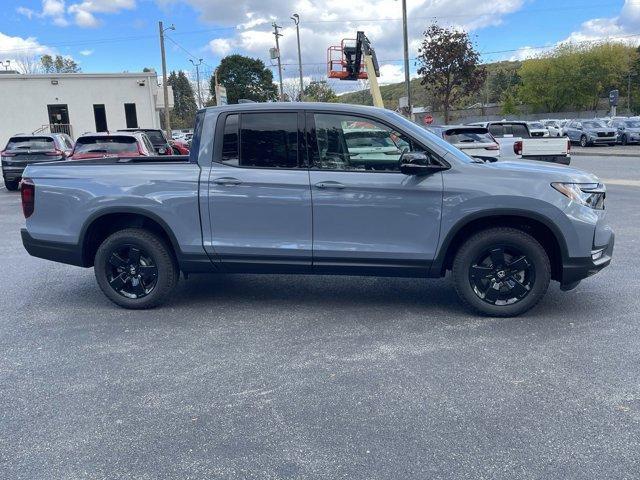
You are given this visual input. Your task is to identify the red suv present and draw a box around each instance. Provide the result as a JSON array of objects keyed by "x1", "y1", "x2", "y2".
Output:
[{"x1": 70, "y1": 132, "x2": 154, "y2": 160}]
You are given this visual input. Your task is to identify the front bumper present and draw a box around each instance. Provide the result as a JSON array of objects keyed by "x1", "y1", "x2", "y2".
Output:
[
  {"x1": 589, "y1": 136, "x2": 617, "y2": 144},
  {"x1": 561, "y1": 231, "x2": 614, "y2": 285}
]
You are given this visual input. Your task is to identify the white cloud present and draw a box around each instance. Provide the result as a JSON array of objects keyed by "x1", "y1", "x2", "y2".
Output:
[
  {"x1": 562, "y1": 0, "x2": 640, "y2": 44},
  {"x1": 69, "y1": 7, "x2": 99, "y2": 27},
  {"x1": 79, "y1": 49, "x2": 94, "y2": 56},
  {"x1": 0, "y1": 32, "x2": 55, "y2": 72},
  {"x1": 181, "y1": 0, "x2": 525, "y2": 84},
  {"x1": 208, "y1": 38, "x2": 233, "y2": 56},
  {"x1": 16, "y1": 6, "x2": 35, "y2": 19},
  {"x1": 42, "y1": 0, "x2": 65, "y2": 17}
]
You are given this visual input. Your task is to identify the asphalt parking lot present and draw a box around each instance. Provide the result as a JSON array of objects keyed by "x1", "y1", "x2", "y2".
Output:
[{"x1": 1, "y1": 154, "x2": 640, "y2": 479}]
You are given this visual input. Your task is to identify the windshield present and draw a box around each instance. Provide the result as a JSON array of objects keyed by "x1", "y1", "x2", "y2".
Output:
[
  {"x1": 529, "y1": 122, "x2": 545, "y2": 129},
  {"x1": 6, "y1": 137, "x2": 55, "y2": 151},
  {"x1": 624, "y1": 121, "x2": 640, "y2": 128},
  {"x1": 583, "y1": 121, "x2": 604, "y2": 129},
  {"x1": 444, "y1": 128, "x2": 494, "y2": 144},
  {"x1": 381, "y1": 110, "x2": 479, "y2": 163},
  {"x1": 74, "y1": 136, "x2": 139, "y2": 154}
]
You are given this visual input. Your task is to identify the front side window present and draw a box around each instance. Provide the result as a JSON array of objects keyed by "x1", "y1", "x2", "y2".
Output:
[
  {"x1": 220, "y1": 112, "x2": 299, "y2": 168},
  {"x1": 310, "y1": 113, "x2": 421, "y2": 172}
]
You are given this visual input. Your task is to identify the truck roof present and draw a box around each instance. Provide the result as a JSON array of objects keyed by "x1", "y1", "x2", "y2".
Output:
[{"x1": 200, "y1": 102, "x2": 389, "y2": 115}]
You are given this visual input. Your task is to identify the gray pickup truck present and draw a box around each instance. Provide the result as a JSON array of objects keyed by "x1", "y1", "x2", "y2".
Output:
[{"x1": 20, "y1": 103, "x2": 614, "y2": 316}]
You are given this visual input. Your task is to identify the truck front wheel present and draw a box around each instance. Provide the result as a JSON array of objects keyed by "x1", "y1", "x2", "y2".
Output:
[
  {"x1": 452, "y1": 227, "x2": 551, "y2": 317},
  {"x1": 94, "y1": 228, "x2": 178, "y2": 309}
]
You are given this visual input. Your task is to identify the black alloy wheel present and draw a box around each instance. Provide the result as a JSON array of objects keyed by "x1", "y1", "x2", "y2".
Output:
[
  {"x1": 580, "y1": 135, "x2": 588, "y2": 147},
  {"x1": 621, "y1": 134, "x2": 628, "y2": 146},
  {"x1": 469, "y1": 246, "x2": 535, "y2": 306},
  {"x1": 105, "y1": 244, "x2": 158, "y2": 299}
]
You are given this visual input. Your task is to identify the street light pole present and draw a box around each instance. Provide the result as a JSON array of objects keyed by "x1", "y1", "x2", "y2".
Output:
[
  {"x1": 272, "y1": 22, "x2": 284, "y2": 101},
  {"x1": 159, "y1": 21, "x2": 175, "y2": 139},
  {"x1": 401, "y1": 0, "x2": 412, "y2": 117},
  {"x1": 190, "y1": 58, "x2": 204, "y2": 109},
  {"x1": 291, "y1": 14, "x2": 304, "y2": 101}
]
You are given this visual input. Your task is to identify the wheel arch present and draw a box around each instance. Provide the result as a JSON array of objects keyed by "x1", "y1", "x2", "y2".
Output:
[
  {"x1": 79, "y1": 207, "x2": 181, "y2": 268},
  {"x1": 431, "y1": 211, "x2": 568, "y2": 282}
]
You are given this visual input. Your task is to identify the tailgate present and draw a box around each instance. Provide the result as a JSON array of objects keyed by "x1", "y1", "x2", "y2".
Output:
[{"x1": 521, "y1": 138, "x2": 568, "y2": 156}]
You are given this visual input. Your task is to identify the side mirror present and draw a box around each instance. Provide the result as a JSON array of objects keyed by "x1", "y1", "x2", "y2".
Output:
[
  {"x1": 576, "y1": 125, "x2": 583, "y2": 130},
  {"x1": 158, "y1": 147, "x2": 167, "y2": 155},
  {"x1": 399, "y1": 151, "x2": 445, "y2": 175}
]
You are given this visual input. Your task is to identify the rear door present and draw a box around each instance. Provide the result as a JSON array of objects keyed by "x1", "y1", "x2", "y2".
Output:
[
  {"x1": 306, "y1": 111, "x2": 443, "y2": 274},
  {"x1": 206, "y1": 110, "x2": 312, "y2": 271}
]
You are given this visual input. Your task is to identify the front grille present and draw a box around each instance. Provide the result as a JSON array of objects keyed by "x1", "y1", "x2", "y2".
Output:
[
  {"x1": 597, "y1": 131, "x2": 615, "y2": 137},
  {"x1": 531, "y1": 131, "x2": 545, "y2": 137}
]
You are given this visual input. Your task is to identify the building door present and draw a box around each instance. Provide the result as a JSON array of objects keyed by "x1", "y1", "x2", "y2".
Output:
[
  {"x1": 93, "y1": 104, "x2": 108, "y2": 132},
  {"x1": 124, "y1": 103, "x2": 138, "y2": 128},
  {"x1": 47, "y1": 104, "x2": 71, "y2": 135}
]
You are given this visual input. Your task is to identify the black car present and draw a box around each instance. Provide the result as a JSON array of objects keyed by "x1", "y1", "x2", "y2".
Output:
[
  {"x1": 117, "y1": 128, "x2": 172, "y2": 155},
  {"x1": 1, "y1": 133, "x2": 73, "y2": 190}
]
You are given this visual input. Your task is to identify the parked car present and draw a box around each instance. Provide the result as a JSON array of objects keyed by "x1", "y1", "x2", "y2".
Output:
[
  {"x1": 170, "y1": 138, "x2": 190, "y2": 155},
  {"x1": 118, "y1": 128, "x2": 172, "y2": 155},
  {"x1": 609, "y1": 118, "x2": 640, "y2": 145},
  {"x1": 564, "y1": 120, "x2": 617, "y2": 147},
  {"x1": 69, "y1": 132, "x2": 155, "y2": 160},
  {"x1": 540, "y1": 119, "x2": 563, "y2": 137},
  {"x1": 527, "y1": 122, "x2": 550, "y2": 137},
  {"x1": 427, "y1": 125, "x2": 500, "y2": 160},
  {"x1": 20, "y1": 103, "x2": 613, "y2": 317},
  {"x1": 1, "y1": 133, "x2": 73, "y2": 190},
  {"x1": 468, "y1": 121, "x2": 570, "y2": 164}
]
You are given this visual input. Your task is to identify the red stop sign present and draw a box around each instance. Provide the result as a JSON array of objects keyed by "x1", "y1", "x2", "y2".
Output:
[{"x1": 423, "y1": 114, "x2": 434, "y2": 125}]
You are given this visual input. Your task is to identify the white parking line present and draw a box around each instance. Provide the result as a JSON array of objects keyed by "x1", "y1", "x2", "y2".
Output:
[{"x1": 602, "y1": 179, "x2": 640, "y2": 187}]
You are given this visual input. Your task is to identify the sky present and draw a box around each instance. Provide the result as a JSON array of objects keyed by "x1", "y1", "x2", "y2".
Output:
[{"x1": 1, "y1": 0, "x2": 638, "y2": 94}]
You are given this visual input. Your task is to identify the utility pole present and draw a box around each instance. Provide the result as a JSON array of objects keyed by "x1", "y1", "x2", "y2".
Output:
[
  {"x1": 272, "y1": 22, "x2": 284, "y2": 101},
  {"x1": 190, "y1": 58, "x2": 203, "y2": 109},
  {"x1": 158, "y1": 21, "x2": 175, "y2": 139},
  {"x1": 291, "y1": 14, "x2": 304, "y2": 101},
  {"x1": 401, "y1": 0, "x2": 412, "y2": 118},
  {"x1": 628, "y1": 72, "x2": 631, "y2": 114}
]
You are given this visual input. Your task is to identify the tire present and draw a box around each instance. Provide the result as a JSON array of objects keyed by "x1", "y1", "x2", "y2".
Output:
[
  {"x1": 621, "y1": 134, "x2": 628, "y2": 146},
  {"x1": 4, "y1": 179, "x2": 19, "y2": 191},
  {"x1": 452, "y1": 227, "x2": 551, "y2": 317},
  {"x1": 94, "y1": 228, "x2": 178, "y2": 309},
  {"x1": 579, "y1": 135, "x2": 588, "y2": 147}
]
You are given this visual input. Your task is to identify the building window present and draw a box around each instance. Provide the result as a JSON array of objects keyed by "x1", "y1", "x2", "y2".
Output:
[
  {"x1": 93, "y1": 104, "x2": 108, "y2": 132},
  {"x1": 124, "y1": 103, "x2": 138, "y2": 128}
]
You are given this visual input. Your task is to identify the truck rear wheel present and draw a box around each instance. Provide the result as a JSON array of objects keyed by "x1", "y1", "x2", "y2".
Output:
[
  {"x1": 452, "y1": 227, "x2": 551, "y2": 317},
  {"x1": 94, "y1": 228, "x2": 178, "y2": 309}
]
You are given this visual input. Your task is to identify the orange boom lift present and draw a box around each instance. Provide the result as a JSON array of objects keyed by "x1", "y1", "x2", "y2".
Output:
[{"x1": 327, "y1": 31, "x2": 384, "y2": 107}]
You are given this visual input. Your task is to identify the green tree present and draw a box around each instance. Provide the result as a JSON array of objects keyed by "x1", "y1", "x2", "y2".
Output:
[
  {"x1": 302, "y1": 81, "x2": 338, "y2": 102},
  {"x1": 210, "y1": 55, "x2": 278, "y2": 104},
  {"x1": 416, "y1": 24, "x2": 487, "y2": 123},
  {"x1": 517, "y1": 42, "x2": 633, "y2": 113},
  {"x1": 167, "y1": 70, "x2": 197, "y2": 129},
  {"x1": 488, "y1": 68, "x2": 521, "y2": 103},
  {"x1": 500, "y1": 89, "x2": 519, "y2": 115},
  {"x1": 40, "y1": 54, "x2": 81, "y2": 73}
]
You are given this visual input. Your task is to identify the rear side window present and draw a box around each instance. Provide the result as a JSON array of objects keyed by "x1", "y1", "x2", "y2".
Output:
[
  {"x1": 488, "y1": 124, "x2": 505, "y2": 137},
  {"x1": 6, "y1": 137, "x2": 55, "y2": 151},
  {"x1": 511, "y1": 124, "x2": 529, "y2": 137},
  {"x1": 221, "y1": 114, "x2": 239, "y2": 164},
  {"x1": 144, "y1": 130, "x2": 166, "y2": 145},
  {"x1": 74, "y1": 136, "x2": 139, "y2": 154},
  {"x1": 241, "y1": 113, "x2": 298, "y2": 168},
  {"x1": 221, "y1": 112, "x2": 299, "y2": 168}
]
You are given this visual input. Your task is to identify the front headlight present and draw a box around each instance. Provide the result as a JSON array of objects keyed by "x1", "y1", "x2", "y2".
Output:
[{"x1": 551, "y1": 182, "x2": 605, "y2": 209}]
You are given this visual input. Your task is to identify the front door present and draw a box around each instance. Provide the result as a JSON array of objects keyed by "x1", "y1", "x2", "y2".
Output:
[
  {"x1": 207, "y1": 111, "x2": 312, "y2": 272},
  {"x1": 306, "y1": 112, "x2": 444, "y2": 275}
]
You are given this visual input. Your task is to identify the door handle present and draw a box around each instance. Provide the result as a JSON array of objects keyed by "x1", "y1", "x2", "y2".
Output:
[
  {"x1": 314, "y1": 181, "x2": 345, "y2": 189},
  {"x1": 213, "y1": 177, "x2": 242, "y2": 186}
]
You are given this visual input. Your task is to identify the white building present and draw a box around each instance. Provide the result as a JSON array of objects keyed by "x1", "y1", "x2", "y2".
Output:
[{"x1": 0, "y1": 72, "x2": 173, "y2": 147}]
